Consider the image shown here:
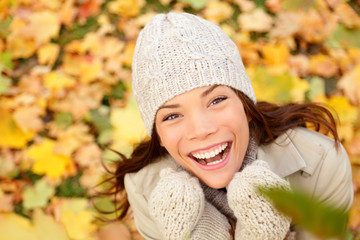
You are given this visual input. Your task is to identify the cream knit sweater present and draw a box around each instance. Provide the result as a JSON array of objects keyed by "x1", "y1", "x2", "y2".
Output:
[{"x1": 148, "y1": 160, "x2": 292, "y2": 240}]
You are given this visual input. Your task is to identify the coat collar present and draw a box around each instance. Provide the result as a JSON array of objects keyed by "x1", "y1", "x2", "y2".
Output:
[{"x1": 257, "y1": 128, "x2": 326, "y2": 178}]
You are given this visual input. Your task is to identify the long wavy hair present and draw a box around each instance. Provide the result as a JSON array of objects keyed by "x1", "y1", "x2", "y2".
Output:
[{"x1": 100, "y1": 89, "x2": 339, "y2": 220}]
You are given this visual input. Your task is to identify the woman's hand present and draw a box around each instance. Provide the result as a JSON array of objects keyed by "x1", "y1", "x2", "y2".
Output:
[
  {"x1": 227, "y1": 160, "x2": 291, "y2": 240},
  {"x1": 149, "y1": 167, "x2": 232, "y2": 240}
]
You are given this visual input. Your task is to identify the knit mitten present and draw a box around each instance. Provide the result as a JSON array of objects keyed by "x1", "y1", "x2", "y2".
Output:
[
  {"x1": 190, "y1": 201, "x2": 232, "y2": 240},
  {"x1": 227, "y1": 160, "x2": 291, "y2": 240},
  {"x1": 148, "y1": 168, "x2": 205, "y2": 239}
]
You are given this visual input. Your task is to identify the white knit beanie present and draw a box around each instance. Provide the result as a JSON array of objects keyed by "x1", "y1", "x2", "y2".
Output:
[{"x1": 132, "y1": 12, "x2": 256, "y2": 135}]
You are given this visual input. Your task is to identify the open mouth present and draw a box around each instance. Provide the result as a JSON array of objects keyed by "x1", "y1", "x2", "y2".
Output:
[{"x1": 190, "y1": 142, "x2": 231, "y2": 166}]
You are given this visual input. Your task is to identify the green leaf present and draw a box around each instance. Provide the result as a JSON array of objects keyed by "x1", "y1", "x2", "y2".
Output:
[
  {"x1": 0, "y1": 16, "x2": 12, "y2": 38},
  {"x1": 307, "y1": 76, "x2": 325, "y2": 101},
  {"x1": 54, "y1": 112, "x2": 74, "y2": 130},
  {"x1": 179, "y1": 0, "x2": 208, "y2": 10},
  {"x1": 327, "y1": 24, "x2": 360, "y2": 49},
  {"x1": 90, "y1": 109, "x2": 112, "y2": 133},
  {"x1": 258, "y1": 187, "x2": 348, "y2": 239},
  {"x1": 22, "y1": 178, "x2": 55, "y2": 210},
  {"x1": 282, "y1": 0, "x2": 317, "y2": 11},
  {"x1": 0, "y1": 51, "x2": 13, "y2": 69}
]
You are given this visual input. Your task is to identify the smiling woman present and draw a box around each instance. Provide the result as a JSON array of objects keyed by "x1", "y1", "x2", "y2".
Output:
[{"x1": 103, "y1": 12, "x2": 353, "y2": 240}]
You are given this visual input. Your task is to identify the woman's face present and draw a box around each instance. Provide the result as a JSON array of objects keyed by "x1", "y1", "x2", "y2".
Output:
[{"x1": 155, "y1": 85, "x2": 250, "y2": 189}]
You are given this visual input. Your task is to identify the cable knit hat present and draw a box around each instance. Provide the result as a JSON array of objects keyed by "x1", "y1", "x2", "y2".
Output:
[{"x1": 132, "y1": 12, "x2": 256, "y2": 135}]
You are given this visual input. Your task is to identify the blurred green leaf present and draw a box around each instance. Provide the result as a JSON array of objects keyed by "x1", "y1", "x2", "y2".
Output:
[
  {"x1": 179, "y1": 0, "x2": 208, "y2": 10},
  {"x1": 307, "y1": 76, "x2": 325, "y2": 101},
  {"x1": 327, "y1": 24, "x2": 360, "y2": 49},
  {"x1": 282, "y1": 0, "x2": 317, "y2": 11},
  {"x1": 258, "y1": 187, "x2": 348, "y2": 239},
  {"x1": 0, "y1": 16, "x2": 12, "y2": 38},
  {"x1": 90, "y1": 109, "x2": 112, "y2": 133},
  {"x1": 54, "y1": 112, "x2": 74, "y2": 130},
  {"x1": 0, "y1": 51, "x2": 13, "y2": 69},
  {"x1": 22, "y1": 178, "x2": 55, "y2": 210}
]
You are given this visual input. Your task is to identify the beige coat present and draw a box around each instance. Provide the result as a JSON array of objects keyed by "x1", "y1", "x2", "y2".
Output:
[{"x1": 125, "y1": 128, "x2": 354, "y2": 239}]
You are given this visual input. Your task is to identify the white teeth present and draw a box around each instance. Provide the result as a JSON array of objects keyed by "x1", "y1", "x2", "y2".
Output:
[
  {"x1": 192, "y1": 143, "x2": 228, "y2": 160},
  {"x1": 207, "y1": 146, "x2": 230, "y2": 165}
]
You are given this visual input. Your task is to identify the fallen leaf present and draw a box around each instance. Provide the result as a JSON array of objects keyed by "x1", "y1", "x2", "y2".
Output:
[
  {"x1": 309, "y1": 54, "x2": 339, "y2": 78},
  {"x1": 238, "y1": 8, "x2": 273, "y2": 32},
  {"x1": 122, "y1": 41, "x2": 135, "y2": 67},
  {"x1": 265, "y1": 0, "x2": 282, "y2": 13},
  {"x1": 261, "y1": 42, "x2": 289, "y2": 74},
  {"x1": 97, "y1": 222, "x2": 131, "y2": 240},
  {"x1": 107, "y1": 0, "x2": 144, "y2": 18},
  {"x1": 59, "y1": 198, "x2": 97, "y2": 240},
  {"x1": 333, "y1": 1, "x2": 360, "y2": 28},
  {"x1": 33, "y1": 208, "x2": 70, "y2": 240},
  {"x1": 37, "y1": 43, "x2": 60, "y2": 66},
  {"x1": 179, "y1": 0, "x2": 208, "y2": 10},
  {"x1": 0, "y1": 213, "x2": 37, "y2": 240},
  {"x1": 13, "y1": 105, "x2": 44, "y2": 133},
  {"x1": 0, "y1": 107, "x2": 35, "y2": 149},
  {"x1": 234, "y1": 0, "x2": 255, "y2": 12},
  {"x1": 74, "y1": 143, "x2": 102, "y2": 168},
  {"x1": 337, "y1": 64, "x2": 360, "y2": 105},
  {"x1": 203, "y1": 0, "x2": 233, "y2": 23},
  {"x1": 0, "y1": 189, "x2": 14, "y2": 212},
  {"x1": 270, "y1": 12, "x2": 300, "y2": 38},
  {"x1": 22, "y1": 178, "x2": 55, "y2": 210},
  {"x1": 26, "y1": 138, "x2": 74, "y2": 179},
  {"x1": 20, "y1": 10, "x2": 60, "y2": 46},
  {"x1": 288, "y1": 54, "x2": 310, "y2": 77},
  {"x1": 110, "y1": 95, "x2": 147, "y2": 157}
]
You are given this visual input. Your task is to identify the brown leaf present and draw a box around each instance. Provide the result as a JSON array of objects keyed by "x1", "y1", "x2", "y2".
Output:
[
  {"x1": 337, "y1": 64, "x2": 360, "y2": 105},
  {"x1": 98, "y1": 222, "x2": 131, "y2": 240},
  {"x1": 13, "y1": 105, "x2": 45, "y2": 133}
]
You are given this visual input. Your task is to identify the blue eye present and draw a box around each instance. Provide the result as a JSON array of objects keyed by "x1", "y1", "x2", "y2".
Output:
[
  {"x1": 163, "y1": 114, "x2": 180, "y2": 121},
  {"x1": 210, "y1": 96, "x2": 227, "y2": 106}
]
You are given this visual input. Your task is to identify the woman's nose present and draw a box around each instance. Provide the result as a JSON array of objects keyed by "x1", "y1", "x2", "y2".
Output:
[{"x1": 186, "y1": 112, "x2": 217, "y2": 140}]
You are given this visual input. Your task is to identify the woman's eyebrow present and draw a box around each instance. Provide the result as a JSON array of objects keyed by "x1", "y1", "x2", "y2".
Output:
[
  {"x1": 158, "y1": 104, "x2": 180, "y2": 110},
  {"x1": 201, "y1": 85, "x2": 220, "y2": 97}
]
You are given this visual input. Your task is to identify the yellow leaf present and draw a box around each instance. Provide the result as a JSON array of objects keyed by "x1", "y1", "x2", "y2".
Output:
[
  {"x1": 26, "y1": 139, "x2": 74, "y2": 179},
  {"x1": 238, "y1": 8, "x2": 273, "y2": 32},
  {"x1": 0, "y1": 107, "x2": 34, "y2": 149},
  {"x1": 203, "y1": 0, "x2": 234, "y2": 23},
  {"x1": 337, "y1": 64, "x2": 360, "y2": 105},
  {"x1": 261, "y1": 42, "x2": 289, "y2": 74},
  {"x1": 6, "y1": 35, "x2": 36, "y2": 59},
  {"x1": 108, "y1": 0, "x2": 144, "y2": 18},
  {"x1": 314, "y1": 95, "x2": 358, "y2": 143},
  {"x1": 37, "y1": 43, "x2": 60, "y2": 66},
  {"x1": 122, "y1": 41, "x2": 135, "y2": 67},
  {"x1": 21, "y1": 11, "x2": 60, "y2": 46},
  {"x1": 110, "y1": 95, "x2": 147, "y2": 157},
  {"x1": 0, "y1": 213, "x2": 37, "y2": 240},
  {"x1": 59, "y1": 199, "x2": 97, "y2": 240},
  {"x1": 62, "y1": 54, "x2": 102, "y2": 83},
  {"x1": 33, "y1": 209, "x2": 70, "y2": 240},
  {"x1": 43, "y1": 71, "x2": 76, "y2": 91}
]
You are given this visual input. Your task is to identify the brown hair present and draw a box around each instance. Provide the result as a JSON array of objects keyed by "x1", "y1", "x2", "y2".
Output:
[{"x1": 101, "y1": 90, "x2": 339, "y2": 221}]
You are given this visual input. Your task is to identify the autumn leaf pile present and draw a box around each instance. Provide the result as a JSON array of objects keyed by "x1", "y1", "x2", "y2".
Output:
[{"x1": 0, "y1": 0, "x2": 360, "y2": 239}]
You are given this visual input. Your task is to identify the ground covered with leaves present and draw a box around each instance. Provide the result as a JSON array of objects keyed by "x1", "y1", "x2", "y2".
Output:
[{"x1": 0, "y1": 0, "x2": 360, "y2": 239}]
